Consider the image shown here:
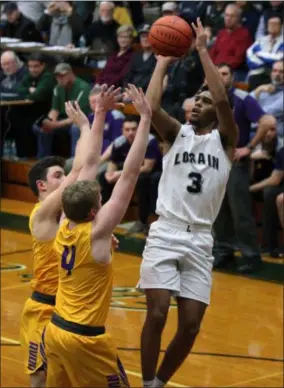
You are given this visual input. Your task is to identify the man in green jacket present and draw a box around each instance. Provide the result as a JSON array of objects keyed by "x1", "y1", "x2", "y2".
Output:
[
  {"x1": 17, "y1": 52, "x2": 55, "y2": 103},
  {"x1": 33, "y1": 63, "x2": 91, "y2": 158}
]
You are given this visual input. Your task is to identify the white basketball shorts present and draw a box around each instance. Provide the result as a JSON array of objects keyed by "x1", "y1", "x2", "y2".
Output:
[{"x1": 137, "y1": 217, "x2": 214, "y2": 305}]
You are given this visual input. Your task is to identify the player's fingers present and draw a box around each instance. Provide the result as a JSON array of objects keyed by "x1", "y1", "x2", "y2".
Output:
[
  {"x1": 191, "y1": 22, "x2": 197, "y2": 32},
  {"x1": 106, "y1": 84, "x2": 115, "y2": 96}
]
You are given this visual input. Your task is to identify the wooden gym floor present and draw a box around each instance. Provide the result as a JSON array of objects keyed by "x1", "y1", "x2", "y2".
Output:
[{"x1": 1, "y1": 200, "x2": 283, "y2": 387}]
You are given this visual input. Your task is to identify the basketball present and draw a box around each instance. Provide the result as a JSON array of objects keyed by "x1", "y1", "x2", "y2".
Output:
[{"x1": 149, "y1": 15, "x2": 193, "y2": 57}]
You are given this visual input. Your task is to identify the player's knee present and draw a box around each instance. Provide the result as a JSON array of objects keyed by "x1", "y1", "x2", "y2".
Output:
[
  {"x1": 30, "y1": 370, "x2": 46, "y2": 388},
  {"x1": 147, "y1": 308, "x2": 168, "y2": 331},
  {"x1": 179, "y1": 318, "x2": 201, "y2": 339}
]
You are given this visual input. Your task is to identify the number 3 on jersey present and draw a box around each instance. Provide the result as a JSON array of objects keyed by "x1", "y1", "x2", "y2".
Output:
[
  {"x1": 61, "y1": 245, "x2": 76, "y2": 275},
  {"x1": 187, "y1": 172, "x2": 203, "y2": 194}
]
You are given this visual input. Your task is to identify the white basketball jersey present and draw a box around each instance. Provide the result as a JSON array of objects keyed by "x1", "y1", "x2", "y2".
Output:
[{"x1": 156, "y1": 124, "x2": 232, "y2": 227}]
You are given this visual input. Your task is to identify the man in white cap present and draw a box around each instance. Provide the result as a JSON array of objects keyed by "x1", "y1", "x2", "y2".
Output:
[{"x1": 161, "y1": 2, "x2": 178, "y2": 16}]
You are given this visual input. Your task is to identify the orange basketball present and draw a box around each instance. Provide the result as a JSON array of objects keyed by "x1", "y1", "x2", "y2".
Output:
[{"x1": 149, "y1": 15, "x2": 193, "y2": 57}]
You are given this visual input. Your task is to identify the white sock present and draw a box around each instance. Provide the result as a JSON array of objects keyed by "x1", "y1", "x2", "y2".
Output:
[
  {"x1": 153, "y1": 376, "x2": 165, "y2": 387},
  {"x1": 143, "y1": 380, "x2": 155, "y2": 388}
]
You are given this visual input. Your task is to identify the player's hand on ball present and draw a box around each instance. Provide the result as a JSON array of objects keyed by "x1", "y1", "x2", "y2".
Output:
[
  {"x1": 65, "y1": 101, "x2": 89, "y2": 128},
  {"x1": 156, "y1": 55, "x2": 180, "y2": 66},
  {"x1": 95, "y1": 84, "x2": 124, "y2": 113},
  {"x1": 191, "y1": 17, "x2": 207, "y2": 52},
  {"x1": 125, "y1": 84, "x2": 152, "y2": 118}
]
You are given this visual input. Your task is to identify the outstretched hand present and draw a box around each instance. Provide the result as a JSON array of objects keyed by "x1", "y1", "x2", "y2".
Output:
[
  {"x1": 124, "y1": 84, "x2": 152, "y2": 118},
  {"x1": 65, "y1": 101, "x2": 89, "y2": 128},
  {"x1": 191, "y1": 17, "x2": 207, "y2": 52},
  {"x1": 95, "y1": 84, "x2": 124, "y2": 113}
]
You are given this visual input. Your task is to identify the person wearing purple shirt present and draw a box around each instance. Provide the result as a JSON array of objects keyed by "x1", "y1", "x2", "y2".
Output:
[
  {"x1": 213, "y1": 63, "x2": 276, "y2": 273},
  {"x1": 250, "y1": 147, "x2": 284, "y2": 257},
  {"x1": 99, "y1": 116, "x2": 162, "y2": 234},
  {"x1": 65, "y1": 85, "x2": 124, "y2": 173}
]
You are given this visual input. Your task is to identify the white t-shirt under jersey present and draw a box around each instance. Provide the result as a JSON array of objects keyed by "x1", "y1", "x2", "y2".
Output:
[{"x1": 156, "y1": 124, "x2": 232, "y2": 227}]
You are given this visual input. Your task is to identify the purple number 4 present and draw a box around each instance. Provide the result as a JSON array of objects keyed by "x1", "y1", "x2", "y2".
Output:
[{"x1": 61, "y1": 245, "x2": 76, "y2": 275}]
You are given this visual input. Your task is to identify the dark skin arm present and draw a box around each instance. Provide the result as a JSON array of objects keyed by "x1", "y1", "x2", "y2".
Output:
[{"x1": 192, "y1": 18, "x2": 238, "y2": 160}]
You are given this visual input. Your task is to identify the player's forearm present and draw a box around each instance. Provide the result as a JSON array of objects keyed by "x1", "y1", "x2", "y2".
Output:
[
  {"x1": 122, "y1": 116, "x2": 151, "y2": 177},
  {"x1": 198, "y1": 48, "x2": 228, "y2": 103},
  {"x1": 72, "y1": 123, "x2": 91, "y2": 172},
  {"x1": 85, "y1": 110, "x2": 106, "y2": 167},
  {"x1": 56, "y1": 118, "x2": 73, "y2": 128},
  {"x1": 146, "y1": 62, "x2": 168, "y2": 111}
]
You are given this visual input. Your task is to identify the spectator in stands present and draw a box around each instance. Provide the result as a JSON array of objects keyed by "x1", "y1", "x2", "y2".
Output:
[
  {"x1": 1, "y1": 2, "x2": 43, "y2": 42},
  {"x1": 250, "y1": 126, "x2": 277, "y2": 200},
  {"x1": 9, "y1": 53, "x2": 56, "y2": 158},
  {"x1": 73, "y1": 1, "x2": 95, "y2": 28},
  {"x1": 16, "y1": 1, "x2": 47, "y2": 23},
  {"x1": 96, "y1": 25, "x2": 134, "y2": 88},
  {"x1": 247, "y1": 15, "x2": 283, "y2": 90},
  {"x1": 16, "y1": 53, "x2": 55, "y2": 103},
  {"x1": 99, "y1": 116, "x2": 162, "y2": 234},
  {"x1": 204, "y1": 1, "x2": 226, "y2": 38},
  {"x1": 0, "y1": 50, "x2": 27, "y2": 94},
  {"x1": 210, "y1": 3, "x2": 252, "y2": 78},
  {"x1": 33, "y1": 63, "x2": 91, "y2": 158},
  {"x1": 251, "y1": 60, "x2": 284, "y2": 149},
  {"x1": 85, "y1": 1, "x2": 119, "y2": 55},
  {"x1": 161, "y1": 2, "x2": 178, "y2": 16},
  {"x1": 123, "y1": 24, "x2": 156, "y2": 93},
  {"x1": 256, "y1": 1, "x2": 283, "y2": 39},
  {"x1": 37, "y1": 1, "x2": 83, "y2": 47},
  {"x1": 250, "y1": 147, "x2": 284, "y2": 257},
  {"x1": 182, "y1": 97, "x2": 195, "y2": 123},
  {"x1": 178, "y1": 1, "x2": 207, "y2": 25},
  {"x1": 213, "y1": 63, "x2": 276, "y2": 273},
  {"x1": 236, "y1": 1, "x2": 261, "y2": 39},
  {"x1": 65, "y1": 84, "x2": 124, "y2": 173},
  {"x1": 162, "y1": 44, "x2": 204, "y2": 121}
]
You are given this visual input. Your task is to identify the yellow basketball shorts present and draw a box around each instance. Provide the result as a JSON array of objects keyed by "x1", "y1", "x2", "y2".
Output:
[
  {"x1": 42, "y1": 321, "x2": 129, "y2": 387},
  {"x1": 20, "y1": 296, "x2": 54, "y2": 374}
]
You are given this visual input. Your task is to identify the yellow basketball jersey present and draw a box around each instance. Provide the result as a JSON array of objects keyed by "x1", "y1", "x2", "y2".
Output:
[
  {"x1": 53, "y1": 219, "x2": 113, "y2": 327},
  {"x1": 29, "y1": 203, "x2": 58, "y2": 295}
]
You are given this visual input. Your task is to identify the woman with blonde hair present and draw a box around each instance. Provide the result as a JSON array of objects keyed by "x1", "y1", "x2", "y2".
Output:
[{"x1": 96, "y1": 24, "x2": 134, "y2": 88}]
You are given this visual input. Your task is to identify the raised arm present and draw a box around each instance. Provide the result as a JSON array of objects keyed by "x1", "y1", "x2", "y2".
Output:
[
  {"x1": 77, "y1": 85, "x2": 123, "y2": 182},
  {"x1": 34, "y1": 102, "x2": 92, "y2": 223},
  {"x1": 146, "y1": 57, "x2": 181, "y2": 145},
  {"x1": 95, "y1": 85, "x2": 152, "y2": 236},
  {"x1": 192, "y1": 18, "x2": 238, "y2": 158}
]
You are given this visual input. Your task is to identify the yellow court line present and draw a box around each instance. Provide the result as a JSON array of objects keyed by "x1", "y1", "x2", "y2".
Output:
[
  {"x1": 1, "y1": 282, "x2": 29, "y2": 291},
  {"x1": 1, "y1": 356, "x2": 23, "y2": 365},
  {"x1": 1, "y1": 336, "x2": 20, "y2": 345},
  {"x1": 226, "y1": 371, "x2": 283, "y2": 387},
  {"x1": 125, "y1": 369, "x2": 188, "y2": 388}
]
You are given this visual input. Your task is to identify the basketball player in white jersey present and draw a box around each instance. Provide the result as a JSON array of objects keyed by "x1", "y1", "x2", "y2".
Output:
[{"x1": 137, "y1": 19, "x2": 239, "y2": 387}]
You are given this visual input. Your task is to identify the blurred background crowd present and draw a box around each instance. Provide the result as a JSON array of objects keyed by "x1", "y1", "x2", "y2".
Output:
[{"x1": 0, "y1": 1, "x2": 283, "y2": 272}]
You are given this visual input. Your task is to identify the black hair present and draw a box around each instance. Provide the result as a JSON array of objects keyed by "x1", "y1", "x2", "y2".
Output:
[
  {"x1": 216, "y1": 63, "x2": 233, "y2": 74},
  {"x1": 28, "y1": 156, "x2": 65, "y2": 196},
  {"x1": 124, "y1": 115, "x2": 139, "y2": 125},
  {"x1": 28, "y1": 52, "x2": 46, "y2": 64}
]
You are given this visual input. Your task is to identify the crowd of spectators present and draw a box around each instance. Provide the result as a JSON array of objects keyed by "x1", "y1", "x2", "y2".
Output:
[{"x1": 0, "y1": 1, "x2": 283, "y2": 270}]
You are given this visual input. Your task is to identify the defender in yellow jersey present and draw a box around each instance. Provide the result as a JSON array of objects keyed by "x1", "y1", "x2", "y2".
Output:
[
  {"x1": 20, "y1": 100, "x2": 94, "y2": 387},
  {"x1": 42, "y1": 85, "x2": 152, "y2": 387}
]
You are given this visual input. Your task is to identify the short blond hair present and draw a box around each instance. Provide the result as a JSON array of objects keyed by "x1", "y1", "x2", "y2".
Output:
[
  {"x1": 116, "y1": 25, "x2": 134, "y2": 38},
  {"x1": 62, "y1": 180, "x2": 101, "y2": 223}
]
